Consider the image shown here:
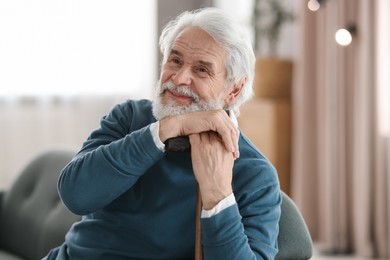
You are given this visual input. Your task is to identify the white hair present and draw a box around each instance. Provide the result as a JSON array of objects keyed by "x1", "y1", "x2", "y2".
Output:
[{"x1": 159, "y1": 7, "x2": 255, "y2": 115}]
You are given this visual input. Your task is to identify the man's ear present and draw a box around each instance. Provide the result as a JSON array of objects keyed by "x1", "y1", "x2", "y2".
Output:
[{"x1": 224, "y1": 78, "x2": 247, "y2": 106}]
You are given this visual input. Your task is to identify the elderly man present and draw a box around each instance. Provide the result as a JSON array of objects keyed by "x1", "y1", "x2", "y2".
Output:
[{"x1": 46, "y1": 7, "x2": 281, "y2": 260}]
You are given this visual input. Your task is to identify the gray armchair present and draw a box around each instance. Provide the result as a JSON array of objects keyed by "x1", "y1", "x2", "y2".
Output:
[
  {"x1": 276, "y1": 191, "x2": 313, "y2": 259},
  {"x1": 0, "y1": 149, "x2": 81, "y2": 260},
  {"x1": 0, "y1": 149, "x2": 312, "y2": 260}
]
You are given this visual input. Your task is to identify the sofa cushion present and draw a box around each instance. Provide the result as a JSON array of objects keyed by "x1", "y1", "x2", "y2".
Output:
[
  {"x1": 0, "y1": 149, "x2": 81, "y2": 260},
  {"x1": 0, "y1": 250, "x2": 25, "y2": 260}
]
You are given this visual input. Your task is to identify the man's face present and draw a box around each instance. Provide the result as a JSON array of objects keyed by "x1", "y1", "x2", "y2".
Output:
[{"x1": 153, "y1": 26, "x2": 232, "y2": 120}]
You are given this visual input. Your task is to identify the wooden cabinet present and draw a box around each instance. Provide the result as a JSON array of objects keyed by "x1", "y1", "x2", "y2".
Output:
[{"x1": 238, "y1": 98, "x2": 292, "y2": 195}]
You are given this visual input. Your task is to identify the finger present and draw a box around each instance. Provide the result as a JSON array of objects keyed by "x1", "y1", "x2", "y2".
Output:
[
  {"x1": 220, "y1": 128, "x2": 239, "y2": 159},
  {"x1": 208, "y1": 131, "x2": 239, "y2": 160},
  {"x1": 232, "y1": 128, "x2": 240, "y2": 159},
  {"x1": 219, "y1": 119, "x2": 239, "y2": 155},
  {"x1": 183, "y1": 110, "x2": 239, "y2": 154},
  {"x1": 218, "y1": 113, "x2": 239, "y2": 159},
  {"x1": 210, "y1": 111, "x2": 236, "y2": 153},
  {"x1": 189, "y1": 133, "x2": 201, "y2": 146}
]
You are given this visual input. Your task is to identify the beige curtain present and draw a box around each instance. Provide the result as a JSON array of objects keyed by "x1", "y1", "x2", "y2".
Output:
[{"x1": 292, "y1": 0, "x2": 389, "y2": 258}]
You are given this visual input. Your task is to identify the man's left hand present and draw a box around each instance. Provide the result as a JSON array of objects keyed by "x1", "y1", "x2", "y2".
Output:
[{"x1": 189, "y1": 131, "x2": 234, "y2": 210}]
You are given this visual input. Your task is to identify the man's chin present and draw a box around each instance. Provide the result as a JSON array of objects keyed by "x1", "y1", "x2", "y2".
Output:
[
  {"x1": 152, "y1": 98, "x2": 207, "y2": 121},
  {"x1": 152, "y1": 92, "x2": 224, "y2": 120}
]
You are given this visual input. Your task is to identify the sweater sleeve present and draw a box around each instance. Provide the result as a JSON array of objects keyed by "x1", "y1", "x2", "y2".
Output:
[
  {"x1": 201, "y1": 182, "x2": 281, "y2": 260},
  {"x1": 58, "y1": 101, "x2": 164, "y2": 215}
]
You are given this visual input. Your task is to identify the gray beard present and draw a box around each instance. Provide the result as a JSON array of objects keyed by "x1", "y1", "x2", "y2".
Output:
[{"x1": 152, "y1": 80, "x2": 224, "y2": 120}]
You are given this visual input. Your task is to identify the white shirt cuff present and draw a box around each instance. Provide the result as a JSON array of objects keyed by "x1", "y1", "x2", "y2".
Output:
[
  {"x1": 150, "y1": 122, "x2": 165, "y2": 151},
  {"x1": 201, "y1": 193, "x2": 236, "y2": 218}
]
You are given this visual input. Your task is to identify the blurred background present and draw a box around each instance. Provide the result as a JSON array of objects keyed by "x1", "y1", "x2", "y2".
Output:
[{"x1": 0, "y1": 0, "x2": 388, "y2": 259}]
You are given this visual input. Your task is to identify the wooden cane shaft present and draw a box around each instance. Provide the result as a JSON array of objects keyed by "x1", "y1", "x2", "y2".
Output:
[{"x1": 195, "y1": 184, "x2": 203, "y2": 260}]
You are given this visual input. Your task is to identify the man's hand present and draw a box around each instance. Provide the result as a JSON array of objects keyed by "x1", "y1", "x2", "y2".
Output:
[
  {"x1": 189, "y1": 131, "x2": 234, "y2": 210},
  {"x1": 159, "y1": 109, "x2": 239, "y2": 158}
]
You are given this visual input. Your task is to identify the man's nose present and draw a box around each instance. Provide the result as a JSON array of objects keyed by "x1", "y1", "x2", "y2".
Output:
[{"x1": 172, "y1": 66, "x2": 192, "y2": 86}]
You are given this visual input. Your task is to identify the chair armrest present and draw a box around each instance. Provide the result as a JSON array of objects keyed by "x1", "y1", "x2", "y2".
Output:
[
  {"x1": 0, "y1": 190, "x2": 4, "y2": 210},
  {"x1": 276, "y1": 191, "x2": 313, "y2": 259}
]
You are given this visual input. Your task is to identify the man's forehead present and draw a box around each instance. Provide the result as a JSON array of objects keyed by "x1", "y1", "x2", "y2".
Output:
[{"x1": 169, "y1": 27, "x2": 226, "y2": 68}]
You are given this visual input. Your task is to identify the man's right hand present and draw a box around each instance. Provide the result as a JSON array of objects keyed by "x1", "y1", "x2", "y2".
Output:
[{"x1": 159, "y1": 109, "x2": 239, "y2": 158}]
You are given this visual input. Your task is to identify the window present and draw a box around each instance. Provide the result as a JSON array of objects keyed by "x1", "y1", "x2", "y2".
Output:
[{"x1": 0, "y1": 0, "x2": 157, "y2": 98}]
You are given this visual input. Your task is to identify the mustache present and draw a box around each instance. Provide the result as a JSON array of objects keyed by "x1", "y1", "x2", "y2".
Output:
[{"x1": 161, "y1": 81, "x2": 200, "y2": 103}]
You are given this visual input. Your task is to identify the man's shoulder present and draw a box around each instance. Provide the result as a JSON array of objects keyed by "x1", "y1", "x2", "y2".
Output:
[
  {"x1": 113, "y1": 99, "x2": 154, "y2": 118},
  {"x1": 238, "y1": 133, "x2": 269, "y2": 161},
  {"x1": 121, "y1": 99, "x2": 153, "y2": 111},
  {"x1": 235, "y1": 133, "x2": 279, "y2": 187},
  {"x1": 109, "y1": 99, "x2": 156, "y2": 129}
]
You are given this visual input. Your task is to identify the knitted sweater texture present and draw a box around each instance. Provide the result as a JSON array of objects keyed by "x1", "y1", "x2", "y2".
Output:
[{"x1": 48, "y1": 99, "x2": 281, "y2": 260}]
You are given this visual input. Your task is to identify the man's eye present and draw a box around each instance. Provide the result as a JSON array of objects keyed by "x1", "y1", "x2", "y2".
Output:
[
  {"x1": 170, "y1": 58, "x2": 181, "y2": 65},
  {"x1": 195, "y1": 67, "x2": 209, "y2": 77}
]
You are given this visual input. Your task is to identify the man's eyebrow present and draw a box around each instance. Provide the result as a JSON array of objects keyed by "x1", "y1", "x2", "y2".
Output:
[
  {"x1": 169, "y1": 48, "x2": 215, "y2": 70},
  {"x1": 169, "y1": 49, "x2": 183, "y2": 57},
  {"x1": 197, "y1": 60, "x2": 214, "y2": 70}
]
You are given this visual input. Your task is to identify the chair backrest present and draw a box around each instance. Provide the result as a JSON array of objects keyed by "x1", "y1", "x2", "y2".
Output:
[
  {"x1": 0, "y1": 149, "x2": 81, "y2": 260},
  {"x1": 276, "y1": 191, "x2": 313, "y2": 259}
]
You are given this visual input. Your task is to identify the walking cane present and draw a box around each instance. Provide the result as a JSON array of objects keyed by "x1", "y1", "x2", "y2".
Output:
[
  {"x1": 195, "y1": 184, "x2": 203, "y2": 260},
  {"x1": 163, "y1": 137, "x2": 203, "y2": 259}
]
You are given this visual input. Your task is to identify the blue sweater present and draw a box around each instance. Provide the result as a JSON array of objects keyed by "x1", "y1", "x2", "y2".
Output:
[{"x1": 48, "y1": 99, "x2": 281, "y2": 260}]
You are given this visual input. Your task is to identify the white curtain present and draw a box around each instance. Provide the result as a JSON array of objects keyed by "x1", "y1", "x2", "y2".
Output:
[
  {"x1": 0, "y1": 1, "x2": 156, "y2": 189},
  {"x1": 0, "y1": 96, "x2": 130, "y2": 189},
  {"x1": 375, "y1": 0, "x2": 390, "y2": 256},
  {"x1": 292, "y1": 0, "x2": 389, "y2": 258}
]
